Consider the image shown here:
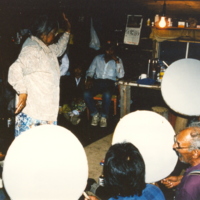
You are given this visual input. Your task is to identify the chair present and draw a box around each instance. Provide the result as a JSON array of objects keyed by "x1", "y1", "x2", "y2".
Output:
[{"x1": 86, "y1": 94, "x2": 118, "y2": 119}]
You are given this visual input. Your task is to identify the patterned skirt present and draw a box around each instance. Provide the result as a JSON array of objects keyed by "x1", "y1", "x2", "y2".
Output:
[{"x1": 15, "y1": 112, "x2": 57, "y2": 137}]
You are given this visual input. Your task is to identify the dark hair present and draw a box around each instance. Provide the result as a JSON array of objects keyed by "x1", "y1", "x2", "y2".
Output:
[
  {"x1": 30, "y1": 14, "x2": 59, "y2": 38},
  {"x1": 103, "y1": 143, "x2": 146, "y2": 198},
  {"x1": 103, "y1": 43, "x2": 116, "y2": 52}
]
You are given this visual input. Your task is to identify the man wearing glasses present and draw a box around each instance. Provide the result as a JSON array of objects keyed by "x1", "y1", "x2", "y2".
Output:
[{"x1": 161, "y1": 126, "x2": 200, "y2": 200}]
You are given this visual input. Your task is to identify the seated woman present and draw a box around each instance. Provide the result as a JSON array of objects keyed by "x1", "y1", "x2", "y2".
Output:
[{"x1": 85, "y1": 143, "x2": 165, "y2": 200}]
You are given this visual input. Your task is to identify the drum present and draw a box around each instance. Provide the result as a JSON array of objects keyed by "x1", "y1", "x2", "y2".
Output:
[{"x1": 112, "y1": 110, "x2": 178, "y2": 183}]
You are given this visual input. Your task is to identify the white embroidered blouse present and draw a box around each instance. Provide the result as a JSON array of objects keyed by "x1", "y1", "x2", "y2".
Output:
[{"x1": 8, "y1": 32, "x2": 70, "y2": 121}]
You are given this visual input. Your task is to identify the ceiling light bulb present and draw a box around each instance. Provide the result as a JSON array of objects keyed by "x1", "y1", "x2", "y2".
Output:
[{"x1": 159, "y1": 16, "x2": 167, "y2": 28}]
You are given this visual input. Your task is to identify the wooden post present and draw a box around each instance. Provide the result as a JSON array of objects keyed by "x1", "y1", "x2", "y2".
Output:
[
  {"x1": 119, "y1": 83, "x2": 131, "y2": 118},
  {"x1": 174, "y1": 116, "x2": 188, "y2": 134},
  {"x1": 152, "y1": 40, "x2": 160, "y2": 59}
]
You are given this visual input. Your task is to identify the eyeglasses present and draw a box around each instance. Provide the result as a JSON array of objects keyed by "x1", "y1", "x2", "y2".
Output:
[
  {"x1": 174, "y1": 146, "x2": 189, "y2": 150},
  {"x1": 174, "y1": 135, "x2": 189, "y2": 150}
]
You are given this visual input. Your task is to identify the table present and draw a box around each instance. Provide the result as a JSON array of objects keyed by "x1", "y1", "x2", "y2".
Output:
[
  {"x1": 118, "y1": 80, "x2": 188, "y2": 134},
  {"x1": 118, "y1": 80, "x2": 161, "y2": 118}
]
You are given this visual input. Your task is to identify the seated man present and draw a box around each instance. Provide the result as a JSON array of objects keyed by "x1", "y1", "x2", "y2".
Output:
[
  {"x1": 85, "y1": 143, "x2": 165, "y2": 200},
  {"x1": 84, "y1": 43, "x2": 124, "y2": 127},
  {"x1": 61, "y1": 66, "x2": 86, "y2": 125},
  {"x1": 161, "y1": 126, "x2": 200, "y2": 200}
]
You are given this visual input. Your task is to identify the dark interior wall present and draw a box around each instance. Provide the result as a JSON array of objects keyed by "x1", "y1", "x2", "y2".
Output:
[
  {"x1": 1, "y1": 0, "x2": 199, "y2": 81},
  {"x1": 69, "y1": 0, "x2": 155, "y2": 79},
  {"x1": 0, "y1": 0, "x2": 155, "y2": 81}
]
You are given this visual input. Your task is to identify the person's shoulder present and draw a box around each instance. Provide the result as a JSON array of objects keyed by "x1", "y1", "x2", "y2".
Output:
[
  {"x1": 22, "y1": 37, "x2": 40, "y2": 51},
  {"x1": 23, "y1": 36, "x2": 36, "y2": 46},
  {"x1": 108, "y1": 185, "x2": 165, "y2": 200},
  {"x1": 145, "y1": 183, "x2": 164, "y2": 192},
  {"x1": 142, "y1": 184, "x2": 165, "y2": 200},
  {"x1": 22, "y1": 36, "x2": 47, "y2": 55},
  {"x1": 180, "y1": 172, "x2": 200, "y2": 200},
  {"x1": 184, "y1": 170, "x2": 200, "y2": 186},
  {"x1": 145, "y1": 183, "x2": 159, "y2": 190}
]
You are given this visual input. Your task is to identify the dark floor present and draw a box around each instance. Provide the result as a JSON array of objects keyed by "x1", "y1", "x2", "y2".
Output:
[
  {"x1": 57, "y1": 108, "x2": 120, "y2": 147},
  {"x1": 0, "y1": 85, "x2": 168, "y2": 152},
  {"x1": 0, "y1": 103, "x2": 121, "y2": 155}
]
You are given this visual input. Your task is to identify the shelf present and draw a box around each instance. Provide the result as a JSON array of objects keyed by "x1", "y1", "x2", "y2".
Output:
[
  {"x1": 152, "y1": 27, "x2": 200, "y2": 30},
  {"x1": 150, "y1": 27, "x2": 200, "y2": 42}
]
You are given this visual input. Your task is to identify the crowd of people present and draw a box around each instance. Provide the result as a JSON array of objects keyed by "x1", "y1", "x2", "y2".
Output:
[
  {"x1": 2, "y1": 11, "x2": 200, "y2": 200},
  {"x1": 7, "y1": 12, "x2": 125, "y2": 136},
  {"x1": 0, "y1": 125, "x2": 200, "y2": 199},
  {"x1": 84, "y1": 126, "x2": 200, "y2": 200}
]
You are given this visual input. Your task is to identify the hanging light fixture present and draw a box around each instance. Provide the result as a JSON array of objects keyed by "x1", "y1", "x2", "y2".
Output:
[
  {"x1": 159, "y1": 0, "x2": 167, "y2": 28},
  {"x1": 159, "y1": 16, "x2": 167, "y2": 28}
]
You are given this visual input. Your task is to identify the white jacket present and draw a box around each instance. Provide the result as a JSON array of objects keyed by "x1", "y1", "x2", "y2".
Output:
[{"x1": 8, "y1": 32, "x2": 70, "y2": 121}]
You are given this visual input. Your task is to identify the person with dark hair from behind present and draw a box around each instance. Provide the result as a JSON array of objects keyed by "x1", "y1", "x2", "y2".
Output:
[
  {"x1": 8, "y1": 13, "x2": 71, "y2": 137},
  {"x1": 84, "y1": 43, "x2": 124, "y2": 128},
  {"x1": 85, "y1": 143, "x2": 165, "y2": 200}
]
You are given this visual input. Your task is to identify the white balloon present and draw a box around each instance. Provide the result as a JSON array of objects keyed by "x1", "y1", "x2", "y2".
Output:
[
  {"x1": 3, "y1": 125, "x2": 88, "y2": 200},
  {"x1": 161, "y1": 58, "x2": 200, "y2": 116},
  {"x1": 112, "y1": 110, "x2": 178, "y2": 183}
]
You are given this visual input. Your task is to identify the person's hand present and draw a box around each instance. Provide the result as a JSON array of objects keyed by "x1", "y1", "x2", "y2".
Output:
[
  {"x1": 62, "y1": 13, "x2": 71, "y2": 33},
  {"x1": 85, "y1": 77, "x2": 94, "y2": 89},
  {"x1": 111, "y1": 55, "x2": 119, "y2": 63},
  {"x1": 15, "y1": 93, "x2": 27, "y2": 114},
  {"x1": 161, "y1": 175, "x2": 183, "y2": 188},
  {"x1": 84, "y1": 196, "x2": 99, "y2": 200}
]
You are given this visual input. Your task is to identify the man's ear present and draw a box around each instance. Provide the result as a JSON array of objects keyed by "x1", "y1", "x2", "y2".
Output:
[{"x1": 192, "y1": 149, "x2": 200, "y2": 159}]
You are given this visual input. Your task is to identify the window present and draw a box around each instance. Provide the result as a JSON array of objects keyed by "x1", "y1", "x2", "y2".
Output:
[{"x1": 159, "y1": 41, "x2": 200, "y2": 65}]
